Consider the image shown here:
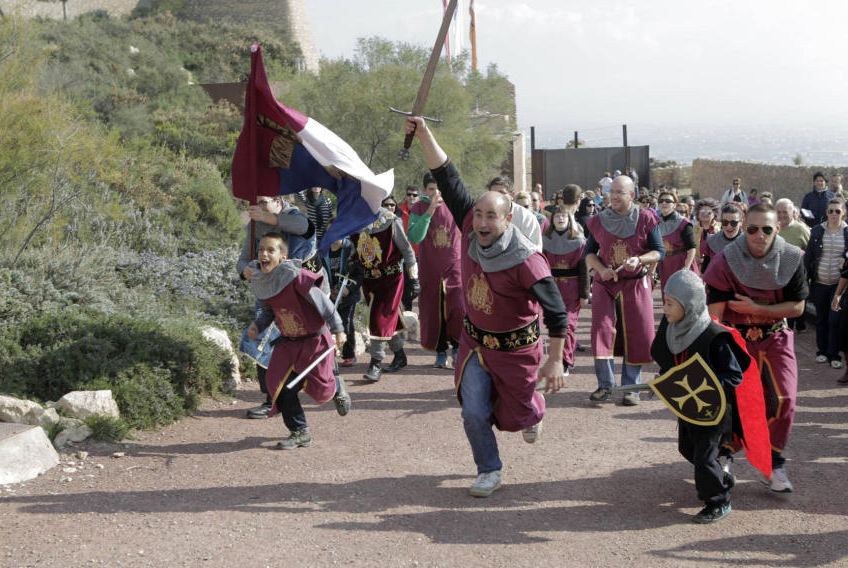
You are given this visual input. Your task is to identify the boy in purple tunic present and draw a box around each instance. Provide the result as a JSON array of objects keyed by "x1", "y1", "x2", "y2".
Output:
[
  {"x1": 406, "y1": 116, "x2": 569, "y2": 498},
  {"x1": 584, "y1": 176, "x2": 665, "y2": 405},
  {"x1": 656, "y1": 191, "x2": 698, "y2": 297},
  {"x1": 408, "y1": 172, "x2": 463, "y2": 368},
  {"x1": 702, "y1": 204, "x2": 808, "y2": 492},
  {"x1": 247, "y1": 233, "x2": 348, "y2": 450},
  {"x1": 701, "y1": 205, "x2": 743, "y2": 273}
]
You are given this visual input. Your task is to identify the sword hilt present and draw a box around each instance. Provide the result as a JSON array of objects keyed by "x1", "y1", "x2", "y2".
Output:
[{"x1": 399, "y1": 130, "x2": 416, "y2": 160}]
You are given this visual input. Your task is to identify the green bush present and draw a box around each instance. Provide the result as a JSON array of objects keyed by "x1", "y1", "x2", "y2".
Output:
[
  {"x1": 83, "y1": 415, "x2": 131, "y2": 442},
  {"x1": 0, "y1": 310, "x2": 231, "y2": 428}
]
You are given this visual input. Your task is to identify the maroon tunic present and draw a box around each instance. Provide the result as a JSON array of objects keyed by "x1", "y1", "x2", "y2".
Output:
[
  {"x1": 586, "y1": 209, "x2": 659, "y2": 365},
  {"x1": 544, "y1": 242, "x2": 586, "y2": 367},
  {"x1": 659, "y1": 217, "x2": 699, "y2": 296},
  {"x1": 702, "y1": 252, "x2": 797, "y2": 452},
  {"x1": 264, "y1": 271, "x2": 336, "y2": 413},
  {"x1": 351, "y1": 219, "x2": 404, "y2": 340},
  {"x1": 410, "y1": 200, "x2": 463, "y2": 350},
  {"x1": 456, "y1": 212, "x2": 551, "y2": 432}
]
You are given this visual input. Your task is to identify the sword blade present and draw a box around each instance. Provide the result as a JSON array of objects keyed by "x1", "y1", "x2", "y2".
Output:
[
  {"x1": 332, "y1": 274, "x2": 350, "y2": 311},
  {"x1": 286, "y1": 346, "x2": 336, "y2": 390},
  {"x1": 610, "y1": 383, "x2": 654, "y2": 394},
  {"x1": 400, "y1": 0, "x2": 458, "y2": 158}
]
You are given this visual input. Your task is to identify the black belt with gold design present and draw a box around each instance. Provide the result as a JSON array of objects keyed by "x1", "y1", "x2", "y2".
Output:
[
  {"x1": 363, "y1": 261, "x2": 403, "y2": 280},
  {"x1": 270, "y1": 331, "x2": 321, "y2": 346},
  {"x1": 551, "y1": 267, "x2": 579, "y2": 278},
  {"x1": 463, "y1": 317, "x2": 540, "y2": 352},
  {"x1": 728, "y1": 320, "x2": 788, "y2": 342},
  {"x1": 303, "y1": 254, "x2": 322, "y2": 274}
]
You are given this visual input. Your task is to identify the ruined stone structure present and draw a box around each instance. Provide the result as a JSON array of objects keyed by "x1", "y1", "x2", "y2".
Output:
[{"x1": 0, "y1": 0, "x2": 320, "y2": 72}]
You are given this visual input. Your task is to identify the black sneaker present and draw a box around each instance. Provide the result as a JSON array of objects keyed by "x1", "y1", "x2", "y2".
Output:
[
  {"x1": 383, "y1": 349, "x2": 408, "y2": 373},
  {"x1": 363, "y1": 360, "x2": 382, "y2": 382},
  {"x1": 246, "y1": 401, "x2": 272, "y2": 419},
  {"x1": 692, "y1": 502, "x2": 731, "y2": 524},
  {"x1": 333, "y1": 379, "x2": 351, "y2": 416},
  {"x1": 589, "y1": 387, "x2": 612, "y2": 402}
]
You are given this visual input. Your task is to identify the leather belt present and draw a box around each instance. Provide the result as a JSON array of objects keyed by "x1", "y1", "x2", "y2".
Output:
[
  {"x1": 552, "y1": 267, "x2": 579, "y2": 278},
  {"x1": 463, "y1": 317, "x2": 540, "y2": 352}
]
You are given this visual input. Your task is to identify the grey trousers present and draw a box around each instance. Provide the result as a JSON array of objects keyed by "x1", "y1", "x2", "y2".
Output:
[{"x1": 369, "y1": 333, "x2": 405, "y2": 361}]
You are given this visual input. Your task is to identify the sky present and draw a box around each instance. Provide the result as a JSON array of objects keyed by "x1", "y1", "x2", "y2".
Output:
[{"x1": 304, "y1": 1, "x2": 848, "y2": 158}]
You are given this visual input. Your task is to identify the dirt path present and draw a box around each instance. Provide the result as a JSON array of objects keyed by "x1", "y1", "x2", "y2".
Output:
[{"x1": 2, "y1": 304, "x2": 847, "y2": 567}]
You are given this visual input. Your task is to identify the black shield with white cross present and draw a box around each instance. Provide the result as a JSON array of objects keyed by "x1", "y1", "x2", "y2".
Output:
[{"x1": 648, "y1": 352, "x2": 727, "y2": 426}]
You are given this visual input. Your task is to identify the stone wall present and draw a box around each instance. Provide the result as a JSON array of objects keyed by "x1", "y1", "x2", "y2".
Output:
[
  {"x1": 690, "y1": 159, "x2": 843, "y2": 205},
  {"x1": 650, "y1": 166, "x2": 691, "y2": 191}
]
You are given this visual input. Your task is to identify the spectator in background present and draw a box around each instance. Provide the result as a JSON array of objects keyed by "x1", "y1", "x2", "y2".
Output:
[
  {"x1": 804, "y1": 197, "x2": 848, "y2": 369},
  {"x1": 832, "y1": 173, "x2": 844, "y2": 199},
  {"x1": 297, "y1": 187, "x2": 333, "y2": 245},
  {"x1": 747, "y1": 188, "x2": 760, "y2": 207},
  {"x1": 575, "y1": 196, "x2": 597, "y2": 236},
  {"x1": 720, "y1": 177, "x2": 747, "y2": 205},
  {"x1": 759, "y1": 192, "x2": 773, "y2": 207},
  {"x1": 693, "y1": 199, "x2": 720, "y2": 263},
  {"x1": 397, "y1": 185, "x2": 421, "y2": 311},
  {"x1": 625, "y1": 167, "x2": 640, "y2": 197},
  {"x1": 598, "y1": 171, "x2": 613, "y2": 196},
  {"x1": 800, "y1": 172, "x2": 835, "y2": 227},
  {"x1": 829, "y1": 264, "x2": 848, "y2": 384},
  {"x1": 777, "y1": 198, "x2": 811, "y2": 333},
  {"x1": 530, "y1": 191, "x2": 545, "y2": 216},
  {"x1": 516, "y1": 191, "x2": 548, "y2": 229}
]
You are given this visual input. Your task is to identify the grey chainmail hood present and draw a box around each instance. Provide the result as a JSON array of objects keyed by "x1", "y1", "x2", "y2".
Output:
[
  {"x1": 664, "y1": 270, "x2": 713, "y2": 355},
  {"x1": 248, "y1": 259, "x2": 302, "y2": 300},
  {"x1": 723, "y1": 235, "x2": 802, "y2": 291},
  {"x1": 598, "y1": 204, "x2": 640, "y2": 238},
  {"x1": 468, "y1": 223, "x2": 536, "y2": 272}
]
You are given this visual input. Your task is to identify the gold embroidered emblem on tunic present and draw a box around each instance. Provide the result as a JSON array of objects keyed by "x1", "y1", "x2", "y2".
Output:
[
  {"x1": 276, "y1": 308, "x2": 307, "y2": 337},
  {"x1": 553, "y1": 261, "x2": 571, "y2": 269},
  {"x1": 467, "y1": 273, "x2": 494, "y2": 315},
  {"x1": 611, "y1": 240, "x2": 630, "y2": 268},
  {"x1": 357, "y1": 233, "x2": 383, "y2": 269},
  {"x1": 433, "y1": 225, "x2": 450, "y2": 248},
  {"x1": 663, "y1": 239, "x2": 673, "y2": 255}
]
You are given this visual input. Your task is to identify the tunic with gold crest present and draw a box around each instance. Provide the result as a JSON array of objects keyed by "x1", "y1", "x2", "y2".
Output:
[
  {"x1": 431, "y1": 160, "x2": 569, "y2": 433},
  {"x1": 409, "y1": 198, "x2": 463, "y2": 350},
  {"x1": 258, "y1": 269, "x2": 339, "y2": 412},
  {"x1": 350, "y1": 210, "x2": 415, "y2": 339}
]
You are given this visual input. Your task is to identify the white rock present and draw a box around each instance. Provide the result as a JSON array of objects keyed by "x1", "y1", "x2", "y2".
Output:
[
  {"x1": 38, "y1": 408, "x2": 60, "y2": 429},
  {"x1": 76, "y1": 451, "x2": 89, "y2": 460},
  {"x1": 354, "y1": 331, "x2": 370, "y2": 357},
  {"x1": 0, "y1": 395, "x2": 44, "y2": 425},
  {"x1": 112, "y1": 452, "x2": 125, "y2": 458},
  {"x1": 129, "y1": 45, "x2": 140, "y2": 54},
  {"x1": 56, "y1": 390, "x2": 119, "y2": 420},
  {"x1": 62, "y1": 467, "x2": 77, "y2": 474},
  {"x1": 53, "y1": 424, "x2": 92, "y2": 449},
  {"x1": 0, "y1": 424, "x2": 60, "y2": 484},
  {"x1": 401, "y1": 311, "x2": 420, "y2": 342},
  {"x1": 201, "y1": 326, "x2": 241, "y2": 392},
  {"x1": 95, "y1": 464, "x2": 104, "y2": 470}
]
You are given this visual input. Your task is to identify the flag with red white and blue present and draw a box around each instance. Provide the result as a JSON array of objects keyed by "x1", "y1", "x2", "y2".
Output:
[{"x1": 231, "y1": 44, "x2": 394, "y2": 250}]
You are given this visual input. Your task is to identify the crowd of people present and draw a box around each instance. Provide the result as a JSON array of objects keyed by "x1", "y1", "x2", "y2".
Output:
[{"x1": 235, "y1": 121, "x2": 848, "y2": 524}]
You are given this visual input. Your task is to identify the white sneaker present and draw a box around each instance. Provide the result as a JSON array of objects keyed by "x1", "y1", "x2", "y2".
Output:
[
  {"x1": 469, "y1": 470, "x2": 503, "y2": 497},
  {"x1": 831, "y1": 360, "x2": 844, "y2": 369},
  {"x1": 815, "y1": 354, "x2": 828, "y2": 364},
  {"x1": 770, "y1": 467, "x2": 794, "y2": 493},
  {"x1": 522, "y1": 421, "x2": 542, "y2": 443}
]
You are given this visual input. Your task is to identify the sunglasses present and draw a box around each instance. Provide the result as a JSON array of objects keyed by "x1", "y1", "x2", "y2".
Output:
[
  {"x1": 407, "y1": 193, "x2": 418, "y2": 197},
  {"x1": 828, "y1": 209, "x2": 844, "y2": 214},
  {"x1": 746, "y1": 224, "x2": 775, "y2": 235},
  {"x1": 721, "y1": 219, "x2": 740, "y2": 227},
  {"x1": 384, "y1": 202, "x2": 397, "y2": 207},
  {"x1": 658, "y1": 199, "x2": 675, "y2": 204}
]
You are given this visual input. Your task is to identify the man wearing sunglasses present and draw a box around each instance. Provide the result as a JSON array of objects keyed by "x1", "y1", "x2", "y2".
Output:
[
  {"x1": 701, "y1": 204, "x2": 743, "y2": 273},
  {"x1": 703, "y1": 203, "x2": 808, "y2": 493}
]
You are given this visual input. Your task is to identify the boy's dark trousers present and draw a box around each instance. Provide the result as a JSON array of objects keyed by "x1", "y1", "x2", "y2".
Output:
[
  {"x1": 678, "y1": 406, "x2": 732, "y2": 506},
  {"x1": 278, "y1": 373, "x2": 307, "y2": 432}
]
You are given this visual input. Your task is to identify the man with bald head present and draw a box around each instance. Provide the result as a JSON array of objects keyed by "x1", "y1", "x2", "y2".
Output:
[
  {"x1": 584, "y1": 175, "x2": 665, "y2": 404},
  {"x1": 405, "y1": 116, "x2": 569, "y2": 498},
  {"x1": 487, "y1": 177, "x2": 543, "y2": 251}
]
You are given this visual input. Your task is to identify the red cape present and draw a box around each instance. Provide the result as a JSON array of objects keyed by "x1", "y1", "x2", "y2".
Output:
[{"x1": 720, "y1": 320, "x2": 773, "y2": 478}]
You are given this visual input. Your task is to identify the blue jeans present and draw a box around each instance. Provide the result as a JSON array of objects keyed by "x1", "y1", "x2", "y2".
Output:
[
  {"x1": 460, "y1": 354, "x2": 502, "y2": 474},
  {"x1": 595, "y1": 359, "x2": 642, "y2": 389}
]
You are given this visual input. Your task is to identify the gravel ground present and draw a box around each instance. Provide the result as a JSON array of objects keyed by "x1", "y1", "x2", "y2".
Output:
[{"x1": 2, "y1": 303, "x2": 847, "y2": 568}]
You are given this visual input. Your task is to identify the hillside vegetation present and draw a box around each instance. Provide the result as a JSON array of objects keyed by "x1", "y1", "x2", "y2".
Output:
[{"x1": 0, "y1": 10, "x2": 516, "y2": 431}]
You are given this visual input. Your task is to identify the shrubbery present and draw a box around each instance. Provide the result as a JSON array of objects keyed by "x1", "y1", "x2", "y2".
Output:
[{"x1": 0, "y1": 310, "x2": 232, "y2": 429}]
